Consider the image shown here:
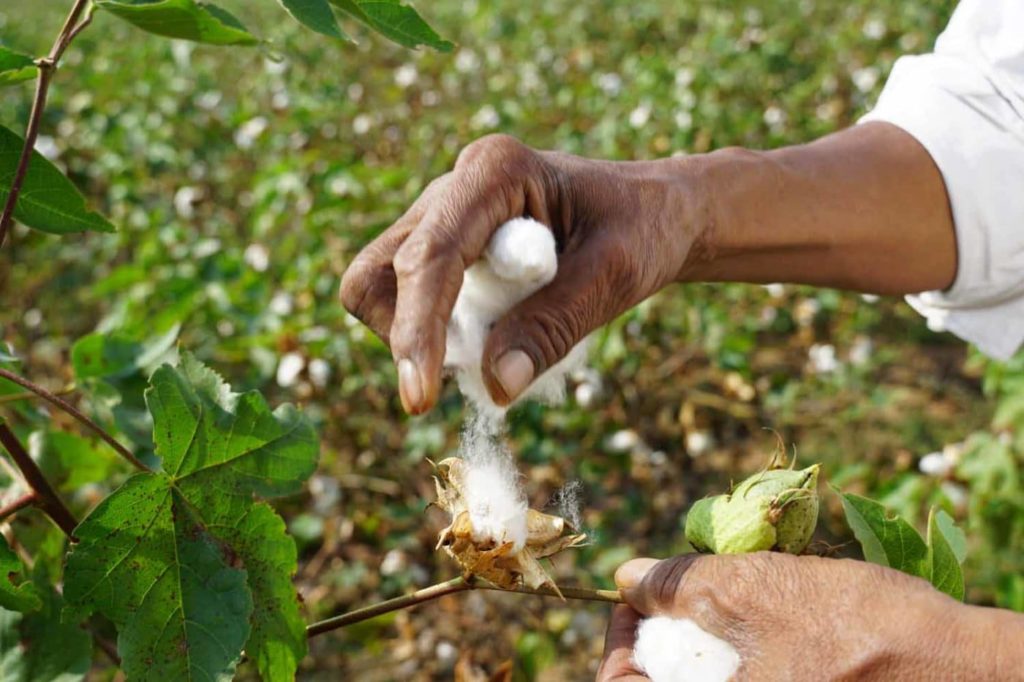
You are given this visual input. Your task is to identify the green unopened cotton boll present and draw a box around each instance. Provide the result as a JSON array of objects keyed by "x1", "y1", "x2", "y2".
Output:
[{"x1": 685, "y1": 464, "x2": 820, "y2": 555}]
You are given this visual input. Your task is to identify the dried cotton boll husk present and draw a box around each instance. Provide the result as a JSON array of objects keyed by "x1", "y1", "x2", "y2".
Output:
[
  {"x1": 432, "y1": 457, "x2": 586, "y2": 593},
  {"x1": 633, "y1": 617, "x2": 740, "y2": 682},
  {"x1": 685, "y1": 464, "x2": 820, "y2": 555}
]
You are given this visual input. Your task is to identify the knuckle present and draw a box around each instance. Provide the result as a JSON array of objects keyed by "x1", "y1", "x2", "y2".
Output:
[
  {"x1": 339, "y1": 259, "x2": 371, "y2": 313},
  {"x1": 392, "y1": 232, "x2": 454, "y2": 279},
  {"x1": 641, "y1": 554, "x2": 706, "y2": 610},
  {"x1": 458, "y1": 133, "x2": 530, "y2": 169}
]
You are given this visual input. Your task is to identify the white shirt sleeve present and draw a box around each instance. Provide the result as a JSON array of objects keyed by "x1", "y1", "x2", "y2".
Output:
[{"x1": 859, "y1": 0, "x2": 1024, "y2": 361}]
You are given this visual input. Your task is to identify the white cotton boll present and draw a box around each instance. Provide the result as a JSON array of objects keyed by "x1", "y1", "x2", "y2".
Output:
[
  {"x1": 607, "y1": 429, "x2": 640, "y2": 453},
  {"x1": 919, "y1": 451, "x2": 953, "y2": 477},
  {"x1": 445, "y1": 217, "x2": 587, "y2": 417},
  {"x1": 634, "y1": 617, "x2": 741, "y2": 682},
  {"x1": 308, "y1": 358, "x2": 331, "y2": 389},
  {"x1": 464, "y1": 460, "x2": 528, "y2": 551},
  {"x1": 276, "y1": 352, "x2": 305, "y2": 388}
]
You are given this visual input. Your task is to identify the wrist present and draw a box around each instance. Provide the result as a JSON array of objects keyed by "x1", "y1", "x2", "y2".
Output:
[{"x1": 669, "y1": 124, "x2": 957, "y2": 294}]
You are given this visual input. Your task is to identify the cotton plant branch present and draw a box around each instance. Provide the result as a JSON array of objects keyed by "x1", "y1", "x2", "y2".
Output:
[
  {"x1": 0, "y1": 422, "x2": 78, "y2": 538},
  {"x1": 305, "y1": 574, "x2": 624, "y2": 638},
  {"x1": 0, "y1": 0, "x2": 95, "y2": 249},
  {"x1": 0, "y1": 368, "x2": 148, "y2": 471},
  {"x1": 0, "y1": 383, "x2": 76, "y2": 405},
  {"x1": 0, "y1": 490, "x2": 36, "y2": 524}
]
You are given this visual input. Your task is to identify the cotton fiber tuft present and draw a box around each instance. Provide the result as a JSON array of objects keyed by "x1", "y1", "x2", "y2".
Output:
[{"x1": 633, "y1": 616, "x2": 741, "y2": 682}]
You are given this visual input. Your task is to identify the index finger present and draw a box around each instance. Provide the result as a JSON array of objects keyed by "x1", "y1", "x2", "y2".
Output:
[
  {"x1": 596, "y1": 605, "x2": 648, "y2": 682},
  {"x1": 388, "y1": 136, "x2": 538, "y2": 414},
  {"x1": 339, "y1": 174, "x2": 451, "y2": 344}
]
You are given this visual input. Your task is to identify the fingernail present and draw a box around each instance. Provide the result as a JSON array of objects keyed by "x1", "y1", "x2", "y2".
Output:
[
  {"x1": 614, "y1": 558, "x2": 660, "y2": 590},
  {"x1": 398, "y1": 359, "x2": 424, "y2": 412},
  {"x1": 495, "y1": 350, "x2": 534, "y2": 401}
]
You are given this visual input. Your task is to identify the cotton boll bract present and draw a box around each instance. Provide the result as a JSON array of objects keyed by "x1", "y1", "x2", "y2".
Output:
[{"x1": 634, "y1": 617, "x2": 741, "y2": 682}]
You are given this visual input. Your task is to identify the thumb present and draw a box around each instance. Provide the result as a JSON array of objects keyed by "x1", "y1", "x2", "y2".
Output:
[
  {"x1": 481, "y1": 243, "x2": 637, "y2": 405},
  {"x1": 614, "y1": 554, "x2": 706, "y2": 617}
]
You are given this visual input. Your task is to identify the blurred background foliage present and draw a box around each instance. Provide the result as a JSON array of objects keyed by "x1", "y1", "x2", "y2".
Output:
[{"x1": 1, "y1": 0, "x2": 1021, "y2": 679}]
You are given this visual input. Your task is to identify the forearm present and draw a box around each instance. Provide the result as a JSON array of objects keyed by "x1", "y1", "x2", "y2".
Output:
[
  {"x1": 958, "y1": 603, "x2": 1024, "y2": 678},
  {"x1": 677, "y1": 122, "x2": 957, "y2": 295}
]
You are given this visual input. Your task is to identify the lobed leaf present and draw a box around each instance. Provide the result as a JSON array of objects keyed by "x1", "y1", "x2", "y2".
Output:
[
  {"x1": 840, "y1": 492, "x2": 927, "y2": 576},
  {"x1": 64, "y1": 352, "x2": 318, "y2": 680},
  {"x1": 279, "y1": 0, "x2": 349, "y2": 40},
  {"x1": 0, "y1": 535, "x2": 40, "y2": 613},
  {"x1": 0, "y1": 125, "x2": 115, "y2": 235},
  {"x1": 0, "y1": 46, "x2": 36, "y2": 87},
  {"x1": 95, "y1": 0, "x2": 260, "y2": 46},
  {"x1": 330, "y1": 0, "x2": 453, "y2": 51}
]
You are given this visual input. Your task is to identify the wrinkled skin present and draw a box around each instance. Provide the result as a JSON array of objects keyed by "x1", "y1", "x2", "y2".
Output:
[
  {"x1": 598, "y1": 553, "x2": 1024, "y2": 681},
  {"x1": 339, "y1": 134, "x2": 705, "y2": 413}
]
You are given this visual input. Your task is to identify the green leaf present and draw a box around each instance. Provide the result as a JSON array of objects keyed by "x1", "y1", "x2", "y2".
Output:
[
  {"x1": 0, "y1": 125, "x2": 115, "y2": 235},
  {"x1": 0, "y1": 536, "x2": 40, "y2": 613},
  {"x1": 926, "y1": 508, "x2": 966, "y2": 601},
  {"x1": 72, "y1": 325, "x2": 178, "y2": 382},
  {"x1": 0, "y1": 47, "x2": 36, "y2": 87},
  {"x1": 840, "y1": 492, "x2": 928, "y2": 576},
  {"x1": 330, "y1": 0, "x2": 453, "y2": 51},
  {"x1": 201, "y1": 501, "x2": 308, "y2": 680},
  {"x1": 95, "y1": 0, "x2": 260, "y2": 46},
  {"x1": 933, "y1": 509, "x2": 967, "y2": 564},
  {"x1": 0, "y1": 579, "x2": 92, "y2": 682},
  {"x1": 28, "y1": 430, "x2": 118, "y2": 492},
  {"x1": 279, "y1": 0, "x2": 349, "y2": 40},
  {"x1": 65, "y1": 352, "x2": 317, "y2": 680}
]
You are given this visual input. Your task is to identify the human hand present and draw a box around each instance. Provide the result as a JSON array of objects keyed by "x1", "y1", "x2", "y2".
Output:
[
  {"x1": 598, "y1": 552, "x2": 1003, "y2": 681},
  {"x1": 339, "y1": 134, "x2": 707, "y2": 414}
]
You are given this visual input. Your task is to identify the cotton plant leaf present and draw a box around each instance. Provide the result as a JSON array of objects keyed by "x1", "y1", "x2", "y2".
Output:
[
  {"x1": 279, "y1": 0, "x2": 349, "y2": 40},
  {"x1": 95, "y1": 0, "x2": 259, "y2": 45},
  {"x1": 0, "y1": 576, "x2": 92, "y2": 682},
  {"x1": 0, "y1": 46, "x2": 36, "y2": 87},
  {"x1": 187, "y1": 491, "x2": 308, "y2": 680},
  {"x1": 71, "y1": 326, "x2": 180, "y2": 386},
  {"x1": 28, "y1": 430, "x2": 118, "y2": 493},
  {"x1": 0, "y1": 125, "x2": 115, "y2": 235},
  {"x1": 926, "y1": 508, "x2": 966, "y2": 601},
  {"x1": 0, "y1": 536, "x2": 40, "y2": 613},
  {"x1": 64, "y1": 352, "x2": 318, "y2": 681},
  {"x1": 330, "y1": 0, "x2": 453, "y2": 51},
  {"x1": 840, "y1": 492, "x2": 928, "y2": 577}
]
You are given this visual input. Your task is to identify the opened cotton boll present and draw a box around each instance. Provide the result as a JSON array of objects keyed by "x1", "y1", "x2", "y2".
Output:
[
  {"x1": 633, "y1": 617, "x2": 741, "y2": 682},
  {"x1": 445, "y1": 217, "x2": 589, "y2": 416},
  {"x1": 463, "y1": 457, "x2": 528, "y2": 551}
]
